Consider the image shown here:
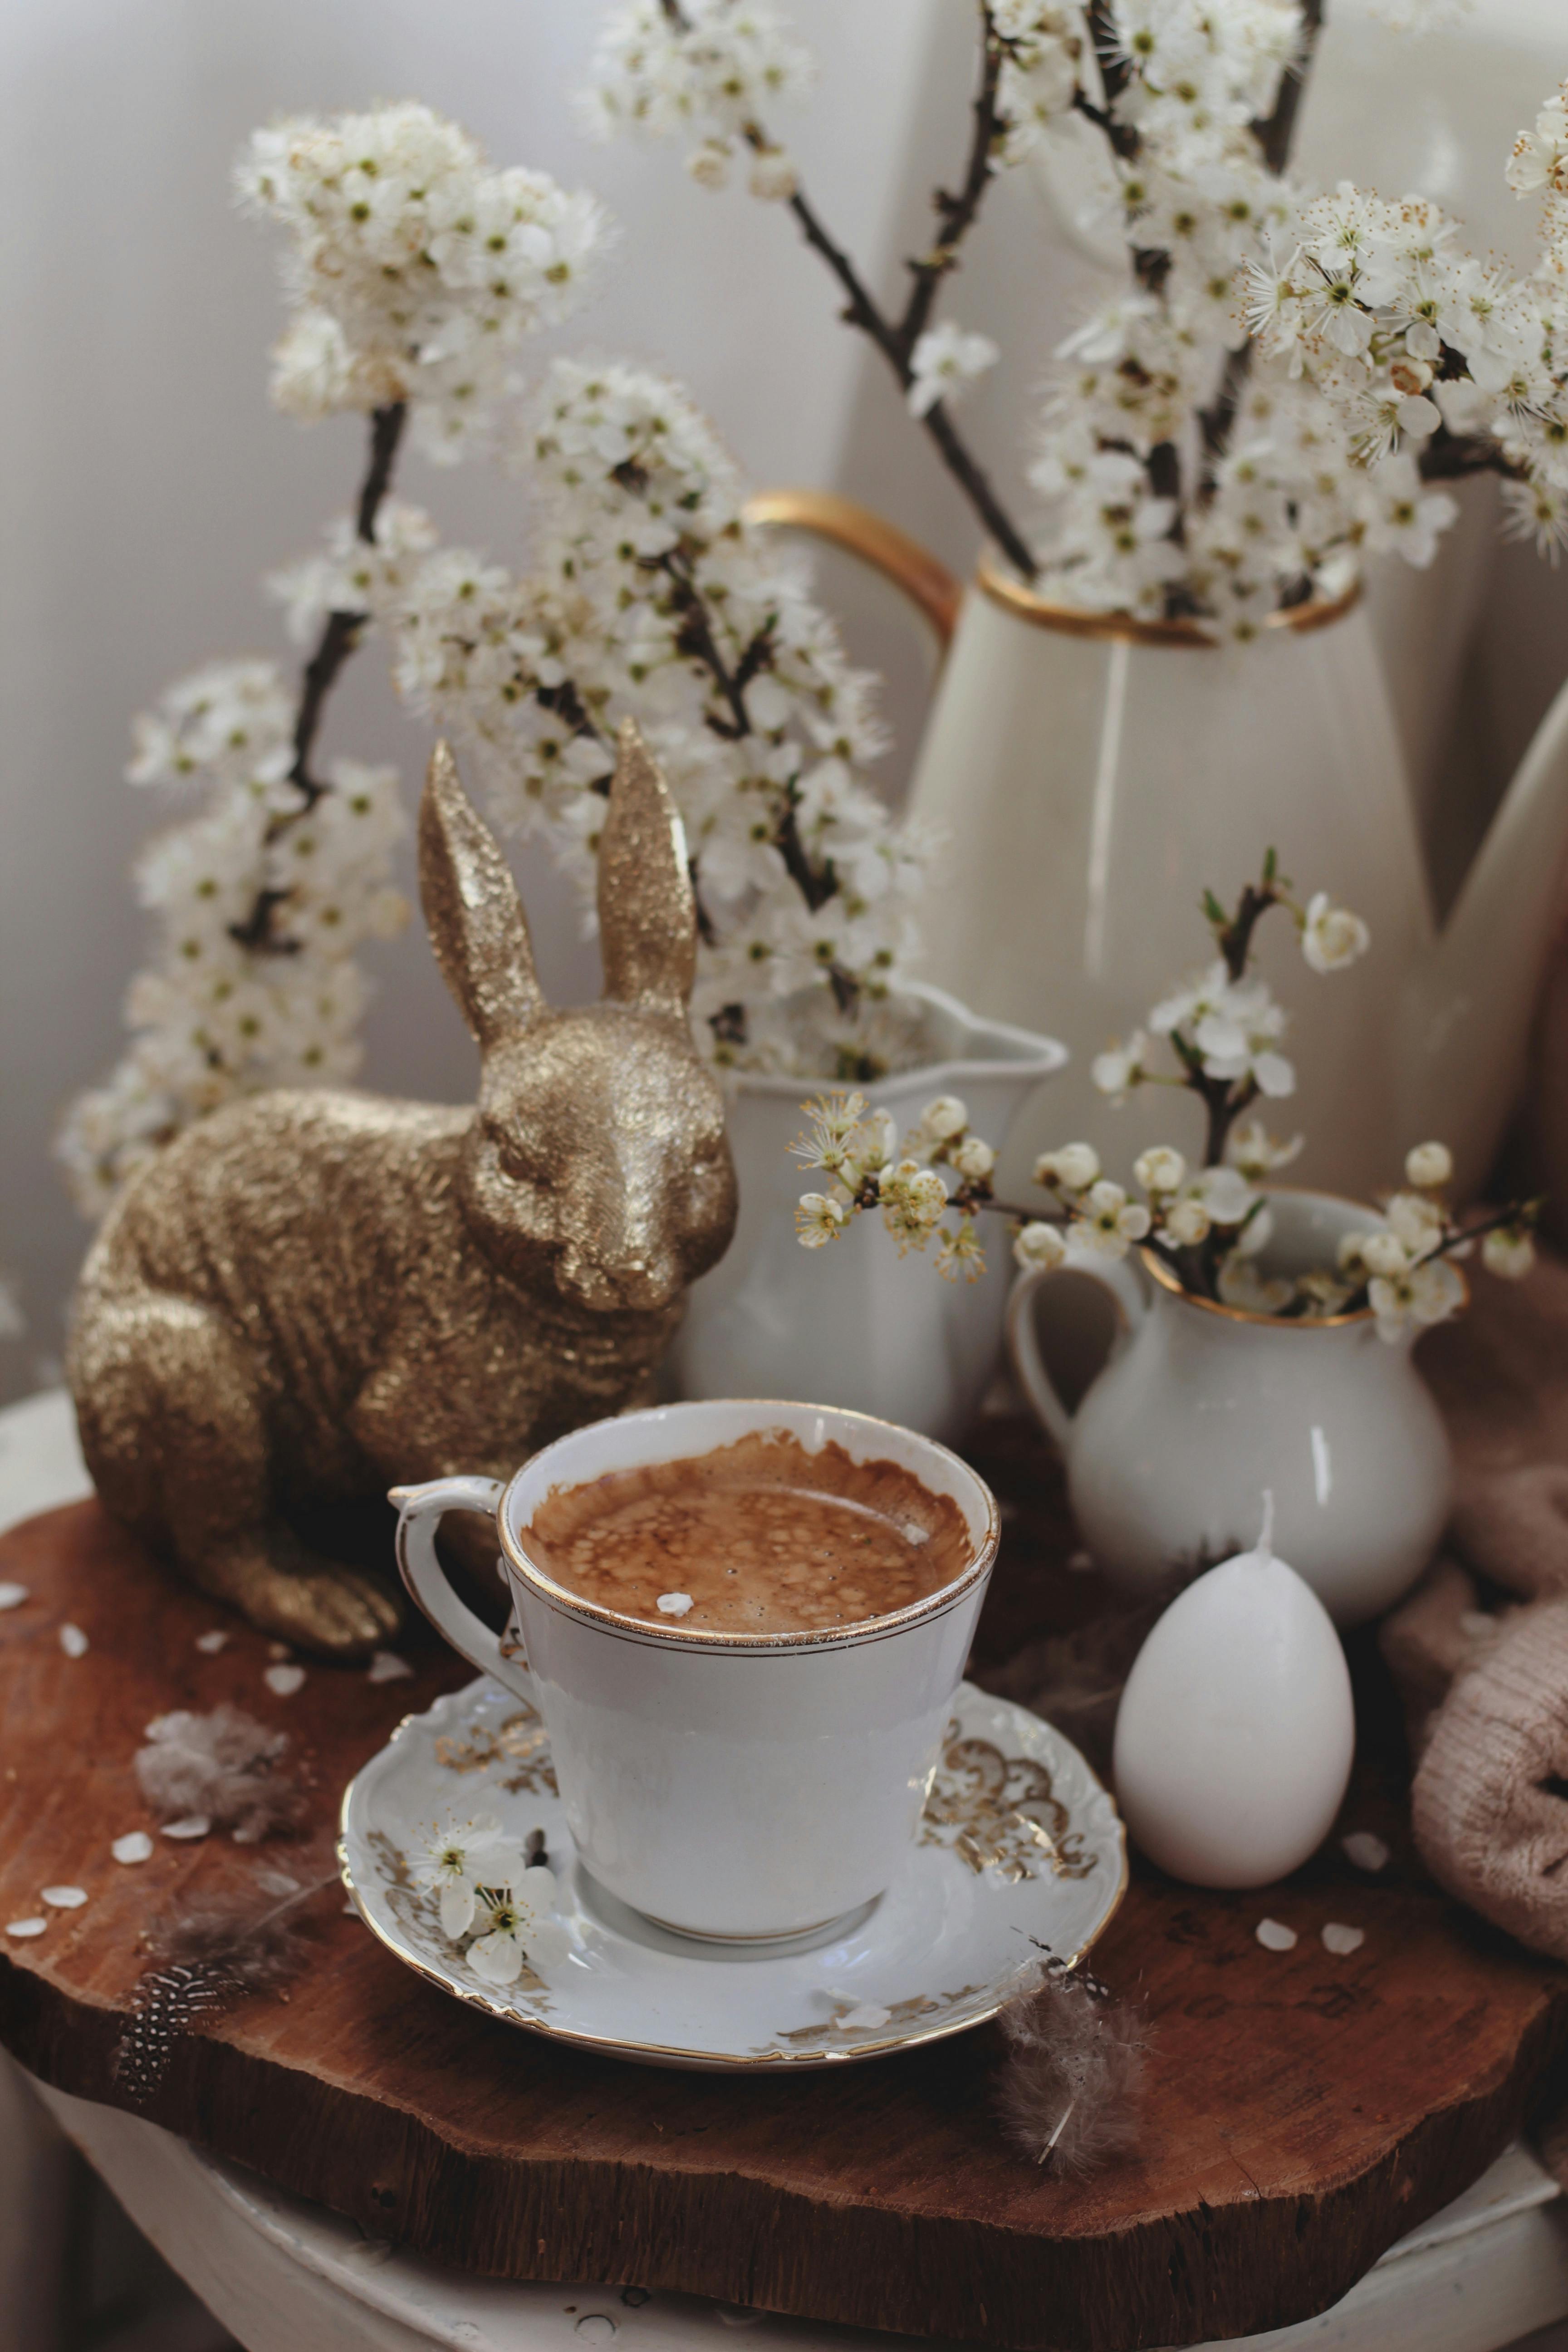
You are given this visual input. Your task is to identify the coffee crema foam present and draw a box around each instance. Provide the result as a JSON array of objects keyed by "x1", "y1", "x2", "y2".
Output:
[{"x1": 519, "y1": 1429, "x2": 971, "y2": 1635}]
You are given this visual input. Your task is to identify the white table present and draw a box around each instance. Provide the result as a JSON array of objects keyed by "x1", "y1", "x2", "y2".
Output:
[{"x1": 5, "y1": 1389, "x2": 1568, "y2": 2352}]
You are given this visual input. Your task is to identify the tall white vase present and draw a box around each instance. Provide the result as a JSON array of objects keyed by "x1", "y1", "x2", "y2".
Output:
[
  {"x1": 748, "y1": 495, "x2": 1568, "y2": 1207},
  {"x1": 904, "y1": 566, "x2": 1427, "y2": 1198},
  {"x1": 671, "y1": 984, "x2": 1065, "y2": 1441}
]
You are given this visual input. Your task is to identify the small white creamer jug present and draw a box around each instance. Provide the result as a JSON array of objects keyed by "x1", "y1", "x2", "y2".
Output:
[{"x1": 1005, "y1": 1190, "x2": 1453, "y2": 1627}]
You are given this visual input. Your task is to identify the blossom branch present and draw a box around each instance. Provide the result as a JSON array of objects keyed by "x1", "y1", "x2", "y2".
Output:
[
  {"x1": 230, "y1": 402, "x2": 408, "y2": 956},
  {"x1": 289, "y1": 402, "x2": 408, "y2": 808},
  {"x1": 657, "y1": 0, "x2": 1037, "y2": 577}
]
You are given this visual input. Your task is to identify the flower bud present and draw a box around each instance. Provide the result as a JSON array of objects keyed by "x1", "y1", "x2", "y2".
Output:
[
  {"x1": 951, "y1": 1135, "x2": 995, "y2": 1182},
  {"x1": 1404, "y1": 1140, "x2": 1452, "y2": 1190},
  {"x1": 1162, "y1": 1196, "x2": 1211, "y2": 1247},
  {"x1": 1482, "y1": 1226, "x2": 1534, "y2": 1279},
  {"x1": 748, "y1": 148, "x2": 798, "y2": 202},
  {"x1": 1134, "y1": 1146, "x2": 1186, "y2": 1195},
  {"x1": 1034, "y1": 1142, "x2": 1100, "y2": 1192},
  {"x1": 921, "y1": 1095, "x2": 968, "y2": 1141},
  {"x1": 686, "y1": 141, "x2": 732, "y2": 191},
  {"x1": 1013, "y1": 1220, "x2": 1067, "y2": 1271}
]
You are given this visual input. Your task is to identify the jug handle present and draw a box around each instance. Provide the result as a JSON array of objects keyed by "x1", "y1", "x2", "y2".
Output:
[
  {"x1": 743, "y1": 488, "x2": 961, "y2": 653},
  {"x1": 1005, "y1": 1256, "x2": 1147, "y2": 1452}
]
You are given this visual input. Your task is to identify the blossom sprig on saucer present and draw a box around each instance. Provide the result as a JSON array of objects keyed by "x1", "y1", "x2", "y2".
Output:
[{"x1": 417, "y1": 1813, "x2": 568, "y2": 1985}]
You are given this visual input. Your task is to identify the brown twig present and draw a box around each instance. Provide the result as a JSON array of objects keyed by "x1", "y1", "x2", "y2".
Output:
[
  {"x1": 657, "y1": 0, "x2": 1038, "y2": 574},
  {"x1": 229, "y1": 401, "x2": 408, "y2": 956}
]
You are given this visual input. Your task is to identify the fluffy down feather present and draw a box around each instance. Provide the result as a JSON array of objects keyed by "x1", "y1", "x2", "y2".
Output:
[{"x1": 995, "y1": 1959, "x2": 1148, "y2": 2174}]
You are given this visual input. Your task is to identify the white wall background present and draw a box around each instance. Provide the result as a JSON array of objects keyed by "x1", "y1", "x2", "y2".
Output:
[{"x1": 4, "y1": 0, "x2": 1568, "y2": 1403}]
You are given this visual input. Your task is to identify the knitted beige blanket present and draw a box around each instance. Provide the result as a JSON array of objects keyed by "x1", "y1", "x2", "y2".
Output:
[{"x1": 1386, "y1": 1249, "x2": 1568, "y2": 1962}]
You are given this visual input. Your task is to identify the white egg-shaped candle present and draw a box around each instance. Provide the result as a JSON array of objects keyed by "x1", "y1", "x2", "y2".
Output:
[{"x1": 1112, "y1": 1502, "x2": 1355, "y2": 1889}]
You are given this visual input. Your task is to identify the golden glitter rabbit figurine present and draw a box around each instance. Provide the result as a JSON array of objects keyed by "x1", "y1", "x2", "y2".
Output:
[{"x1": 67, "y1": 724, "x2": 738, "y2": 1656}]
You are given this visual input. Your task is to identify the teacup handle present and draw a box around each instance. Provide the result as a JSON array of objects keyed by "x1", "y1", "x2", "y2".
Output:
[
  {"x1": 390, "y1": 1475, "x2": 537, "y2": 1702},
  {"x1": 1006, "y1": 1256, "x2": 1148, "y2": 1450}
]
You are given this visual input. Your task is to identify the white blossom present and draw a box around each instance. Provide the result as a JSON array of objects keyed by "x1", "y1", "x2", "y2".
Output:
[
  {"x1": 1368, "y1": 1254, "x2": 1465, "y2": 1343},
  {"x1": 57, "y1": 655, "x2": 409, "y2": 1218},
  {"x1": 1092, "y1": 1031, "x2": 1149, "y2": 1101},
  {"x1": 1225, "y1": 1119, "x2": 1302, "y2": 1180},
  {"x1": 1075, "y1": 1179, "x2": 1152, "y2": 1258},
  {"x1": 796, "y1": 1191, "x2": 848, "y2": 1249},
  {"x1": 1482, "y1": 1225, "x2": 1535, "y2": 1279},
  {"x1": 417, "y1": 1813, "x2": 528, "y2": 1942},
  {"x1": 1152, "y1": 961, "x2": 1294, "y2": 1097},
  {"x1": 1217, "y1": 1256, "x2": 1294, "y2": 1313},
  {"x1": 579, "y1": 0, "x2": 813, "y2": 193},
  {"x1": 879, "y1": 1160, "x2": 950, "y2": 1251},
  {"x1": 1134, "y1": 1145, "x2": 1186, "y2": 1195},
  {"x1": 237, "y1": 105, "x2": 612, "y2": 463},
  {"x1": 467, "y1": 1868, "x2": 568, "y2": 1984},
  {"x1": 1301, "y1": 892, "x2": 1369, "y2": 974},
  {"x1": 1014, "y1": 1219, "x2": 1068, "y2": 1271},
  {"x1": 381, "y1": 358, "x2": 921, "y2": 1074},
  {"x1": 907, "y1": 323, "x2": 1000, "y2": 419},
  {"x1": 1385, "y1": 1190, "x2": 1446, "y2": 1256}
]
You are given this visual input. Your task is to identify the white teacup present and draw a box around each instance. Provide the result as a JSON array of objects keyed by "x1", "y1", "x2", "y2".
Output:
[{"x1": 391, "y1": 1399, "x2": 1000, "y2": 1943}]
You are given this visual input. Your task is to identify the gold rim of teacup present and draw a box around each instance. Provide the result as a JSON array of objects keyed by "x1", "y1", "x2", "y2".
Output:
[
  {"x1": 1134, "y1": 1184, "x2": 1468, "y2": 1330},
  {"x1": 975, "y1": 553, "x2": 1362, "y2": 647},
  {"x1": 495, "y1": 1398, "x2": 1002, "y2": 1651}
]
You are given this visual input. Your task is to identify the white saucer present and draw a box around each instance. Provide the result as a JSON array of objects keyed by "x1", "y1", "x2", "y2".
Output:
[{"x1": 339, "y1": 1677, "x2": 1127, "y2": 2072}]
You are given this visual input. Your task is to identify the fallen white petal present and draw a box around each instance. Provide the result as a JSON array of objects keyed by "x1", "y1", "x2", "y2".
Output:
[
  {"x1": 0, "y1": 1583, "x2": 29, "y2": 1610},
  {"x1": 112, "y1": 1832, "x2": 154, "y2": 1866},
  {"x1": 1341, "y1": 1832, "x2": 1389, "y2": 1873},
  {"x1": 41, "y1": 1886, "x2": 87, "y2": 1909},
  {"x1": 161, "y1": 1815, "x2": 211, "y2": 1840},
  {"x1": 195, "y1": 1629, "x2": 230, "y2": 1654},
  {"x1": 655, "y1": 1592, "x2": 694, "y2": 1617},
  {"x1": 265, "y1": 1663, "x2": 305, "y2": 1696},
  {"x1": 1322, "y1": 1922, "x2": 1365, "y2": 1956},
  {"x1": 835, "y1": 2001, "x2": 891, "y2": 2031},
  {"x1": 368, "y1": 1651, "x2": 412, "y2": 1683},
  {"x1": 59, "y1": 1624, "x2": 89, "y2": 1658},
  {"x1": 1255, "y1": 1918, "x2": 1297, "y2": 1952},
  {"x1": 5, "y1": 1918, "x2": 46, "y2": 1938}
]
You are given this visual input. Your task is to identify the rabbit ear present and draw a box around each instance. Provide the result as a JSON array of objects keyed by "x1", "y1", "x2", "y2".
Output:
[
  {"x1": 419, "y1": 741, "x2": 545, "y2": 1047},
  {"x1": 598, "y1": 720, "x2": 697, "y2": 1013}
]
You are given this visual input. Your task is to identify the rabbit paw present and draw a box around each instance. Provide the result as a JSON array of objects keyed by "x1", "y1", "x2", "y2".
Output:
[{"x1": 193, "y1": 1530, "x2": 402, "y2": 1661}]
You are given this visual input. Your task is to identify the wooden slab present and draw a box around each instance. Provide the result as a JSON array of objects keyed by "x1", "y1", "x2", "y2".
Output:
[{"x1": 0, "y1": 1434, "x2": 1565, "y2": 2350}]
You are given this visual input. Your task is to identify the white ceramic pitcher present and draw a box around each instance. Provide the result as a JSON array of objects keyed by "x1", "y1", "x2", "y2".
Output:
[
  {"x1": 750, "y1": 490, "x2": 1568, "y2": 1204},
  {"x1": 1005, "y1": 1190, "x2": 1453, "y2": 1627}
]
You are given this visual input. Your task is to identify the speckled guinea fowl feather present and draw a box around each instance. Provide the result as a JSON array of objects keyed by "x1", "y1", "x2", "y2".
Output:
[{"x1": 114, "y1": 1866, "x2": 336, "y2": 2102}]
